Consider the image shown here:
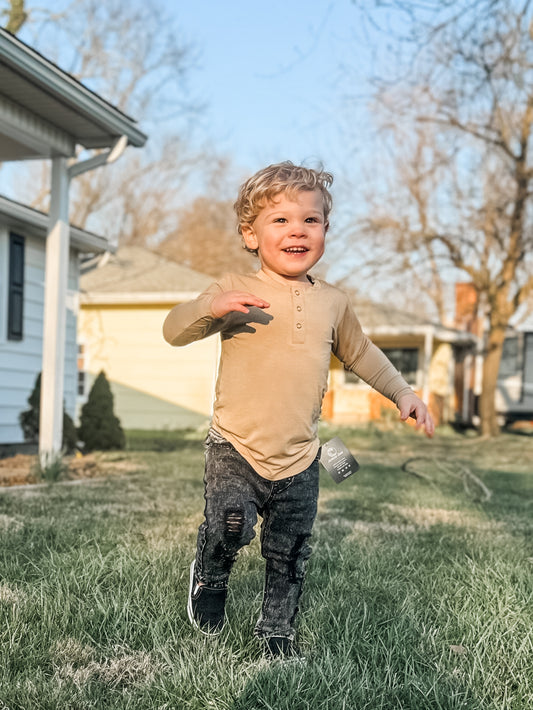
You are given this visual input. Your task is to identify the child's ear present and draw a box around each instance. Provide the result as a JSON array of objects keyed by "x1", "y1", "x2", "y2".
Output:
[
  {"x1": 241, "y1": 224, "x2": 258, "y2": 251},
  {"x1": 324, "y1": 221, "x2": 329, "y2": 234}
]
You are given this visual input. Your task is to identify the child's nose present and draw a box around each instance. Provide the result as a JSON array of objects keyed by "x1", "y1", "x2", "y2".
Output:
[{"x1": 289, "y1": 221, "x2": 307, "y2": 236}]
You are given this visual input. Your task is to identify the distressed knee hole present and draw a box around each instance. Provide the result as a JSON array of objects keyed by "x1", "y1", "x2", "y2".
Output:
[{"x1": 224, "y1": 509, "x2": 244, "y2": 540}]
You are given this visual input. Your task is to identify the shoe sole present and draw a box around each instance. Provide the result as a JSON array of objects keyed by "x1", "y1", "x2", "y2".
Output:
[
  {"x1": 187, "y1": 560, "x2": 197, "y2": 627},
  {"x1": 187, "y1": 560, "x2": 221, "y2": 636}
]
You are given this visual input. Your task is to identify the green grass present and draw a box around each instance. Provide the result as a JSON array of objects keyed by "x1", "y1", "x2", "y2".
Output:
[{"x1": 0, "y1": 424, "x2": 531, "y2": 709}]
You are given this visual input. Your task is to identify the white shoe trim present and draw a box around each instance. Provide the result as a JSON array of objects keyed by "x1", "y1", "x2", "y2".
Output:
[{"x1": 187, "y1": 559, "x2": 222, "y2": 636}]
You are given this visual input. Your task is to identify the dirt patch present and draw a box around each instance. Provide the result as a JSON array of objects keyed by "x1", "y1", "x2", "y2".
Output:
[
  {"x1": 0, "y1": 454, "x2": 39, "y2": 486},
  {"x1": 0, "y1": 453, "x2": 139, "y2": 487}
]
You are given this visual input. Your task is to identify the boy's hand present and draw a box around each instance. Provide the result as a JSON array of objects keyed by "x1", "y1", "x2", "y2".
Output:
[
  {"x1": 397, "y1": 393, "x2": 435, "y2": 438},
  {"x1": 210, "y1": 291, "x2": 270, "y2": 319}
]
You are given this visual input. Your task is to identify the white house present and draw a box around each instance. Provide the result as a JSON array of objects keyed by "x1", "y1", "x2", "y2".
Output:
[
  {"x1": 495, "y1": 313, "x2": 533, "y2": 425},
  {"x1": 0, "y1": 197, "x2": 108, "y2": 447},
  {"x1": 455, "y1": 282, "x2": 533, "y2": 426},
  {"x1": 0, "y1": 28, "x2": 147, "y2": 458}
]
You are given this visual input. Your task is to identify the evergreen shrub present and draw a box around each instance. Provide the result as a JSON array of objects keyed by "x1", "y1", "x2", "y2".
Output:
[
  {"x1": 78, "y1": 370, "x2": 125, "y2": 451},
  {"x1": 19, "y1": 372, "x2": 78, "y2": 452}
]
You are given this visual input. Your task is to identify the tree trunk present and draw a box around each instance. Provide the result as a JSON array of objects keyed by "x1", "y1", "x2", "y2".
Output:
[{"x1": 479, "y1": 326, "x2": 506, "y2": 437}]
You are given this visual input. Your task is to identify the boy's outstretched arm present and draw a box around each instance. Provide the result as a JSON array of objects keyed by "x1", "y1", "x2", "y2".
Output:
[
  {"x1": 397, "y1": 392, "x2": 435, "y2": 438},
  {"x1": 210, "y1": 291, "x2": 270, "y2": 318},
  {"x1": 163, "y1": 287, "x2": 270, "y2": 347}
]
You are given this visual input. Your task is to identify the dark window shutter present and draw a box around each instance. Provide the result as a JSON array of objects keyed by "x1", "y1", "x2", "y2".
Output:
[{"x1": 8, "y1": 233, "x2": 25, "y2": 341}]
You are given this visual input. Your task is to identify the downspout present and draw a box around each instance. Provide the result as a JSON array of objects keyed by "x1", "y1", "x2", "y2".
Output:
[{"x1": 39, "y1": 137, "x2": 128, "y2": 466}]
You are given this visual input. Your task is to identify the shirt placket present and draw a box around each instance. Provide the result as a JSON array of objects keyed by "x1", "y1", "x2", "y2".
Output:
[{"x1": 291, "y1": 286, "x2": 305, "y2": 344}]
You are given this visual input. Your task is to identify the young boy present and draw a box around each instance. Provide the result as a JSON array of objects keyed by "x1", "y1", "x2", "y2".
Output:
[{"x1": 163, "y1": 161, "x2": 434, "y2": 658}]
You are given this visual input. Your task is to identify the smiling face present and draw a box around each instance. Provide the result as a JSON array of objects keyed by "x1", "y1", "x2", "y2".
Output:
[{"x1": 241, "y1": 189, "x2": 328, "y2": 283}]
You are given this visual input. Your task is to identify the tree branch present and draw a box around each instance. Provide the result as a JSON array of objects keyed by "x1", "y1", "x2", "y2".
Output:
[
  {"x1": 3, "y1": 0, "x2": 27, "y2": 34},
  {"x1": 416, "y1": 115, "x2": 515, "y2": 159}
]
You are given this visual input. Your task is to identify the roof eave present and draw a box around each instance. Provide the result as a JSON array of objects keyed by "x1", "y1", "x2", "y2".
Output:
[
  {"x1": 80, "y1": 291, "x2": 202, "y2": 305},
  {"x1": 366, "y1": 323, "x2": 478, "y2": 345},
  {"x1": 0, "y1": 195, "x2": 109, "y2": 253},
  {"x1": 0, "y1": 29, "x2": 147, "y2": 149}
]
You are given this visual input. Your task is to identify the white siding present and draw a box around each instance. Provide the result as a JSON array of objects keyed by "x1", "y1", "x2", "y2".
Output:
[{"x1": 0, "y1": 226, "x2": 80, "y2": 444}]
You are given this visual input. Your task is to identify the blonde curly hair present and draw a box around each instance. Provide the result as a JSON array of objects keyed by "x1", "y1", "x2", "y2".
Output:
[{"x1": 234, "y1": 161, "x2": 333, "y2": 254}]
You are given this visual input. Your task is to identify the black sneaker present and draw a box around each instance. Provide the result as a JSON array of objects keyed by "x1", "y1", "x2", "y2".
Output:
[
  {"x1": 187, "y1": 560, "x2": 226, "y2": 635},
  {"x1": 265, "y1": 636, "x2": 300, "y2": 659}
]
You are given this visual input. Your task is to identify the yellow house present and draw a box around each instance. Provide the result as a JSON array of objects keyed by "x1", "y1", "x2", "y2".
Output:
[
  {"x1": 324, "y1": 299, "x2": 477, "y2": 427},
  {"x1": 78, "y1": 247, "x2": 218, "y2": 429}
]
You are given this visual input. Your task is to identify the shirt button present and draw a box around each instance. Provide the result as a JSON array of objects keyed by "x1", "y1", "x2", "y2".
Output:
[
  {"x1": 296, "y1": 322, "x2": 302, "y2": 329},
  {"x1": 295, "y1": 290, "x2": 300, "y2": 296},
  {"x1": 296, "y1": 305, "x2": 302, "y2": 311}
]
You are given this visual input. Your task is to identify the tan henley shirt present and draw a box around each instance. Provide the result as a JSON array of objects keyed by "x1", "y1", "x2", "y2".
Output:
[{"x1": 163, "y1": 270, "x2": 413, "y2": 480}]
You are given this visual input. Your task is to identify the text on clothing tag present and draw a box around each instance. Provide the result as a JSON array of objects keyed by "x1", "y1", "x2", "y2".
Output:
[{"x1": 320, "y1": 437, "x2": 360, "y2": 483}]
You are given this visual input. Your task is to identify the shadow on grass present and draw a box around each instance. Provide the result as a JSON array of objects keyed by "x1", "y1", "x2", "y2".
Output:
[
  {"x1": 230, "y1": 660, "x2": 483, "y2": 710},
  {"x1": 228, "y1": 569, "x2": 485, "y2": 710}
]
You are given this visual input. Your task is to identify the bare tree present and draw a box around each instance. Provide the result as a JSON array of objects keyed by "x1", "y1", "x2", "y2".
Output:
[
  {"x1": 155, "y1": 157, "x2": 256, "y2": 277},
  {"x1": 350, "y1": 0, "x2": 533, "y2": 436},
  {"x1": 157, "y1": 195, "x2": 253, "y2": 277},
  {"x1": 4, "y1": 0, "x2": 211, "y2": 246}
]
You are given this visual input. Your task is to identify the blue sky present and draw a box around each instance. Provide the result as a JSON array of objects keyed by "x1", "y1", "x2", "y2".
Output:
[{"x1": 171, "y1": 0, "x2": 374, "y2": 175}]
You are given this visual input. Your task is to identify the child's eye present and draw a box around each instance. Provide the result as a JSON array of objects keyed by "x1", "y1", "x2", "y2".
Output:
[
  {"x1": 305, "y1": 217, "x2": 320, "y2": 223},
  {"x1": 274, "y1": 217, "x2": 287, "y2": 223}
]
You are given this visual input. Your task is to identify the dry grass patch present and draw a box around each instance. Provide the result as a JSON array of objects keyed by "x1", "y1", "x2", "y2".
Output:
[
  {"x1": 0, "y1": 583, "x2": 26, "y2": 605},
  {"x1": 51, "y1": 641, "x2": 168, "y2": 689},
  {"x1": 382, "y1": 503, "x2": 498, "y2": 530},
  {"x1": 0, "y1": 514, "x2": 23, "y2": 531}
]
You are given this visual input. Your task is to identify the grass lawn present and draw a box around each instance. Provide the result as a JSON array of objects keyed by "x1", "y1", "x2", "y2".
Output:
[{"x1": 0, "y1": 424, "x2": 531, "y2": 709}]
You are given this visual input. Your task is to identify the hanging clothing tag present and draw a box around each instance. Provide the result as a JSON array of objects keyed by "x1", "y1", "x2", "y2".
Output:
[{"x1": 320, "y1": 437, "x2": 360, "y2": 483}]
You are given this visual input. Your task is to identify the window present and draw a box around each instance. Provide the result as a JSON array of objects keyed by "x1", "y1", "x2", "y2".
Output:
[
  {"x1": 7, "y1": 233, "x2": 25, "y2": 341},
  {"x1": 344, "y1": 369, "x2": 360, "y2": 385},
  {"x1": 522, "y1": 333, "x2": 533, "y2": 402},
  {"x1": 498, "y1": 336, "x2": 521, "y2": 379},
  {"x1": 382, "y1": 348, "x2": 419, "y2": 386},
  {"x1": 344, "y1": 347, "x2": 419, "y2": 386}
]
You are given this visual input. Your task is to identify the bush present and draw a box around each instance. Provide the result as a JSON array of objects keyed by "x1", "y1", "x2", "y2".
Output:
[
  {"x1": 19, "y1": 372, "x2": 78, "y2": 453},
  {"x1": 78, "y1": 370, "x2": 125, "y2": 451}
]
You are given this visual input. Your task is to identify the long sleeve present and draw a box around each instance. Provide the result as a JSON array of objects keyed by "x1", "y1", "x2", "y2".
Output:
[
  {"x1": 333, "y1": 297, "x2": 413, "y2": 405},
  {"x1": 163, "y1": 281, "x2": 224, "y2": 346}
]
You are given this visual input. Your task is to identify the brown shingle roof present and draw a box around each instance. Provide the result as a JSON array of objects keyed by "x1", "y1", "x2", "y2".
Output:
[
  {"x1": 352, "y1": 297, "x2": 475, "y2": 344},
  {"x1": 353, "y1": 298, "x2": 437, "y2": 330},
  {"x1": 80, "y1": 246, "x2": 212, "y2": 295}
]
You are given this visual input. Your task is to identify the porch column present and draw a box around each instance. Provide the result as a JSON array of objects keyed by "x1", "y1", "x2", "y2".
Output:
[
  {"x1": 39, "y1": 156, "x2": 70, "y2": 464},
  {"x1": 422, "y1": 328, "x2": 434, "y2": 404},
  {"x1": 463, "y1": 351, "x2": 473, "y2": 423}
]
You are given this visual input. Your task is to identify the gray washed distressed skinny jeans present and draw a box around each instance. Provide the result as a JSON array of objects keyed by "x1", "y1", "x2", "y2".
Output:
[{"x1": 194, "y1": 428, "x2": 320, "y2": 641}]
